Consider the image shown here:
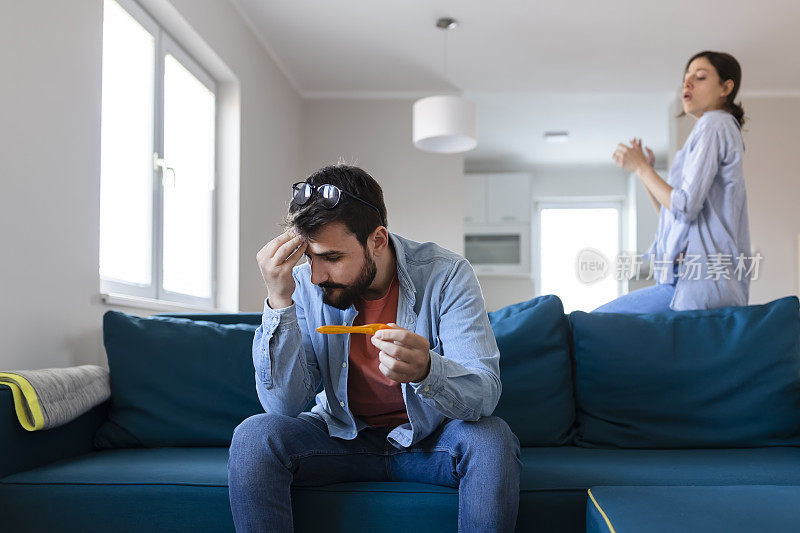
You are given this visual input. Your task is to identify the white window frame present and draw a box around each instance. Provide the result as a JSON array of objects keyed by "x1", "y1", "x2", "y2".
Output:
[
  {"x1": 532, "y1": 196, "x2": 625, "y2": 299},
  {"x1": 100, "y1": 0, "x2": 218, "y2": 310}
]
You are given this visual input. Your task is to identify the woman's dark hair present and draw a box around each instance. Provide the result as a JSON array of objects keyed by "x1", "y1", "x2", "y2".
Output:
[
  {"x1": 285, "y1": 164, "x2": 388, "y2": 248},
  {"x1": 678, "y1": 50, "x2": 745, "y2": 129}
]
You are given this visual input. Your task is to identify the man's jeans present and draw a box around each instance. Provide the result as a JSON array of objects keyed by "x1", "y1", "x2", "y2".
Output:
[{"x1": 228, "y1": 413, "x2": 521, "y2": 532}]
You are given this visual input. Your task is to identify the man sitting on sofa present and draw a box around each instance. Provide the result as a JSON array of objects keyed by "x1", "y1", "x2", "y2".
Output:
[{"x1": 228, "y1": 164, "x2": 521, "y2": 532}]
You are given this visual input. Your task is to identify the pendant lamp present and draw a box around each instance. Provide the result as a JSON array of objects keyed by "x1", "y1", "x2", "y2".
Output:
[{"x1": 412, "y1": 18, "x2": 477, "y2": 154}]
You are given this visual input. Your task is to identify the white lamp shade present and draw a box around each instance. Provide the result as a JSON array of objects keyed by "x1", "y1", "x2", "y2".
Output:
[{"x1": 413, "y1": 95, "x2": 477, "y2": 154}]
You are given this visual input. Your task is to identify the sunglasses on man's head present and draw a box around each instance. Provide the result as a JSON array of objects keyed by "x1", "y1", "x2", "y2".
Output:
[{"x1": 291, "y1": 182, "x2": 384, "y2": 226}]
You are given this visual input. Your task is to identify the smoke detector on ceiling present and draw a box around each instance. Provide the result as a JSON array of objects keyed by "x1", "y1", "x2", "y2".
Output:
[{"x1": 544, "y1": 131, "x2": 569, "y2": 144}]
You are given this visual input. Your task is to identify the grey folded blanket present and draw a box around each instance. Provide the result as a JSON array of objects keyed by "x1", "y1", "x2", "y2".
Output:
[{"x1": 0, "y1": 365, "x2": 110, "y2": 431}]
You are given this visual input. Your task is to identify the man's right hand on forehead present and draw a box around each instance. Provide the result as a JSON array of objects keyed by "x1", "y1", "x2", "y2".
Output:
[{"x1": 257, "y1": 229, "x2": 308, "y2": 310}]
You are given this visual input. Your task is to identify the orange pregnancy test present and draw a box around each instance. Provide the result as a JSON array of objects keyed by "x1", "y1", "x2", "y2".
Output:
[{"x1": 316, "y1": 323, "x2": 392, "y2": 335}]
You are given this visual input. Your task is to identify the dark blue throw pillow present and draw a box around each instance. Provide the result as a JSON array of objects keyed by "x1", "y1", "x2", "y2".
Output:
[
  {"x1": 489, "y1": 295, "x2": 575, "y2": 446},
  {"x1": 94, "y1": 311, "x2": 264, "y2": 448},
  {"x1": 570, "y1": 296, "x2": 800, "y2": 448}
]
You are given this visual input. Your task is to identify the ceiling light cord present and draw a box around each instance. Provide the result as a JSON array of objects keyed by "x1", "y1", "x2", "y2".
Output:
[{"x1": 436, "y1": 17, "x2": 457, "y2": 89}]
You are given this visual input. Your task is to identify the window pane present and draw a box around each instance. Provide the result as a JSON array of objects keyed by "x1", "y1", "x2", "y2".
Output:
[
  {"x1": 99, "y1": 0, "x2": 154, "y2": 285},
  {"x1": 539, "y1": 208, "x2": 619, "y2": 313},
  {"x1": 162, "y1": 54, "x2": 215, "y2": 299}
]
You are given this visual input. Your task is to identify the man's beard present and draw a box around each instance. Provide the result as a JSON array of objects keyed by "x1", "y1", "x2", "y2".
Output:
[{"x1": 319, "y1": 249, "x2": 377, "y2": 310}]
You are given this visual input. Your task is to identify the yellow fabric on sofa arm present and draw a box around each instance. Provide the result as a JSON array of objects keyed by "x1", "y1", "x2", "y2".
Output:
[
  {"x1": 0, "y1": 366, "x2": 110, "y2": 431},
  {"x1": 0, "y1": 373, "x2": 44, "y2": 431}
]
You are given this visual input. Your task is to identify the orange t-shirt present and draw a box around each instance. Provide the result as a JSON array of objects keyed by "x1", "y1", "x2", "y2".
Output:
[{"x1": 347, "y1": 272, "x2": 410, "y2": 428}]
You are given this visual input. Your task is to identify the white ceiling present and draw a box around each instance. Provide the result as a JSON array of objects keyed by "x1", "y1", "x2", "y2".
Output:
[{"x1": 230, "y1": 0, "x2": 800, "y2": 165}]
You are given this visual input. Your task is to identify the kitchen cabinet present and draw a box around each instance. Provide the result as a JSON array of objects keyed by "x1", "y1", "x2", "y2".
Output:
[{"x1": 464, "y1": 173, "x2": 531, "y2": 224}]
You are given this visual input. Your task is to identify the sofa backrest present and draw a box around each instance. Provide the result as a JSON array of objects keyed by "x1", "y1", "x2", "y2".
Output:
[
  {"x1": 155, "y1": 312, "x2": 262, "y2": 325},
  {"x1": 570, "y1": 295, "x2": 800, "y2": 449},
  {"x1": 94, "y1": 311, "x2": 263, "y2": 448},
  {"x1": 488, "y1": 295, "x2": 575, "y2": 446},
  {"x1": 98, "y1": 296, "x2": 800, "y2": 450}
]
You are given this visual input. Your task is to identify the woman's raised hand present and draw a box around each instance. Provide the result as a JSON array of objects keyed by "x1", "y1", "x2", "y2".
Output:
[
  {"x1": 641, "y1": 140, "x2": 656, "y2": 167},
  {"x1": 613, "y1": 137, "x2": 651, "y2": 173}
]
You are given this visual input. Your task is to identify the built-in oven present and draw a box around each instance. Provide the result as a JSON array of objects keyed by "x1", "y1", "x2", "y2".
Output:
[{"x1": 464, "y1": 224, "x2": 530, "y2": 276}]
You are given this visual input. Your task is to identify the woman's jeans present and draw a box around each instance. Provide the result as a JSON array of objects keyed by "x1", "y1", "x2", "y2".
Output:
[
  {"x1": 227, "y1": 412, "x2": 521, "y2": 532},
  {"x1": 592, "y1": 265, "x2": 679, "y2": 314}
]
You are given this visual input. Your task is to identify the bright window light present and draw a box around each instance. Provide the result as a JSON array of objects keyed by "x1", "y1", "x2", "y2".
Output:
[
  {"x1": 162, "y1": 54, "x2": 215, "y2": 298},
  {"x1": 99, "y1": 0, "x2": 154, "y2": 285},
  {"x1": 539, "y1": 207, "x2": 620, "y2": 313}
]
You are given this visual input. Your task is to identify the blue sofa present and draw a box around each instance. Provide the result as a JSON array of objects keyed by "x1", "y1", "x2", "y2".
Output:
[
  {"x1": 586, "y1": 485, "x2": 800, "y2": 532},
  {"x1": 2, "y1": 294, "x2": 799, "y2": 532}
]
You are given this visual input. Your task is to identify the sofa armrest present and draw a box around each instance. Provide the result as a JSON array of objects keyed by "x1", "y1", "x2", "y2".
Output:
[{"x1": 0, "y1": 386, "x2": 110, "y2": 479}]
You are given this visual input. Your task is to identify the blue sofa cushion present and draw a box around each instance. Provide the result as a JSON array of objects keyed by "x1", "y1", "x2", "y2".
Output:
[
  {"x1": 5, "y1": 446, "x2": 800, "y2": 533},
  {"x1": 94, "y1": 311, "x2": 263, "y2": 448},
  {"x1": 586, "y1": 485, "x2": 800, "y2": 533},
  {"x1": 570, "y1": 296, "x2": 800, "y2": 448},
  {"x1": 488, "y1": 295, "x2": 575, "y2": 446},
  {"x1": 8, "y1": 445, "x2": 800, "y2": 495},
  {"x1": 0, "y1": 448, "x2": 457, "y2": 533}
]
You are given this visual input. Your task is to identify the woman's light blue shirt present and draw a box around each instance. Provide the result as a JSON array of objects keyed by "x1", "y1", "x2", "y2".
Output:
[{"x1": 647, "y1": 109, "x2": 751, "y2": 310}]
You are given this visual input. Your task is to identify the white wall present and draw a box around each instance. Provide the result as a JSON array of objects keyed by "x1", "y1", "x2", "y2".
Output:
[
  {"x1": 670, "y1": 96, "x2": 800, "y2": 304},
  {"x1": 0, "y1": 0, "x2": 302, "y2": 370},
  {"x1": 739, "y1": 97, "x2": 800, "y2": 303},
  {"x1": 300, "y1": 99, "x2": 464, "y2": 255},
  {"x1": 626, "y1": 171, "x2": 661, "y2": 293},
  {"x1": 0, "y1": 1, "x2": 105, "y2": 371}
]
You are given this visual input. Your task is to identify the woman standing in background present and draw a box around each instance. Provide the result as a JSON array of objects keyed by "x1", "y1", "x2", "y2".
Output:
[{"x1": 593, "y1": 51, "x2": 751, "y2": 313}]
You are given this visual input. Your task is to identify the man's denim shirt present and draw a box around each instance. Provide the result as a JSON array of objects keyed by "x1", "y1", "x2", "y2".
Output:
[{"x1": 253, "y1": 232, "x2": 502, "y2": 449}]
